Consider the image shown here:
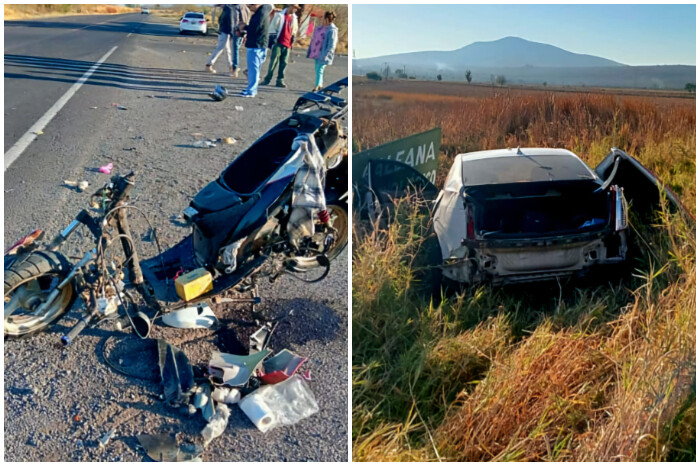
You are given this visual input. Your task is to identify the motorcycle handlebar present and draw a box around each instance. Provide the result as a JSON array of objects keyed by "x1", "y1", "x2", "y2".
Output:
[{"x1": 60, "y1": 316, "x2": 90, "y2": 347}]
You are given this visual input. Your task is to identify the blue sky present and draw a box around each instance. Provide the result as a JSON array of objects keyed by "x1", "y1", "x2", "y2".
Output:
[{"x1": 352, "y1": 4, "x2": 696, "y2": 65}]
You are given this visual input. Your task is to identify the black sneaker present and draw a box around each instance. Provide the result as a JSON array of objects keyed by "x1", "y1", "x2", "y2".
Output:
[
  {"x1": 261, "y1": 79, "x2": 271, "y2": 86},
  {"x1": 275, "y1": 81, "x2": 287, "y2": 88}
]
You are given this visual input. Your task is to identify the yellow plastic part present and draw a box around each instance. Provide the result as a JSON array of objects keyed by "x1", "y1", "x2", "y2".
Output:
[{"x1": 175, "y1": 268, "x2": 213, "y2": 301}]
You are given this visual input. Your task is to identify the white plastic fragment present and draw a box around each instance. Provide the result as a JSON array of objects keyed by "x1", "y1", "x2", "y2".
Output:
[
  {"x1": 98, "y1": 428, "x2": 115, "y2": 449},
  {"x1": 239, "y1": 375, "x2": 319, "y2": 433},
  {"x1": 162, "y1": 303, "x2": 217, "y2": 329},
  {"x1": 201, "y1": 404, "x2": 230, "y2": 447},
  {"x1": 211, "y1": 387, "x2": 241, "y2": 404},
  {"x1": 193, "y1": 386, "x2": 208, "y2": 409},
  {"x1": 234, "y1": 106, "x2": 244, "y2": 111},
  {"x1": 193, "y1": 140, "x2": 217, "y2": 148}
]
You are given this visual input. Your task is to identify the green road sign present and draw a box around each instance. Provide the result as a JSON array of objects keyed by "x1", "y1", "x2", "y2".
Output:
[{"x1": 352, "y1": 127, "x2": 441, "y2": 189}]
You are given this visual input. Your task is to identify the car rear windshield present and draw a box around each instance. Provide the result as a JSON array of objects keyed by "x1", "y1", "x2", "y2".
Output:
[
  {"x1": 462, "y1": 154, "x2": 595, "y2": 186},
  {"x1": 184, "y1": 13, "x2": 204, "y2": 19}
]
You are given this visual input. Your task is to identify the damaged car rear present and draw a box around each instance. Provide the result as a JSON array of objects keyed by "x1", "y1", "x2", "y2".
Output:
[
  {"x1": 432, "y1": 148, "x2": 629, "y2": 285},
  {"x1": 364, "y1": 146, "x2": 689, "y2": 287}
]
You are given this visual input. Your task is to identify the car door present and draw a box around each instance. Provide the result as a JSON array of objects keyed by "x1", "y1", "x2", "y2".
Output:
[{"x1": 595, "y1": 148, "x2": 691, "y2": 221}]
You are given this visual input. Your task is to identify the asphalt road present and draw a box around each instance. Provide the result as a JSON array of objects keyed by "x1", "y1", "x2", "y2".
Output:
[{"x1": 4, "y1": 13, "x2": 348, "y2": 461}]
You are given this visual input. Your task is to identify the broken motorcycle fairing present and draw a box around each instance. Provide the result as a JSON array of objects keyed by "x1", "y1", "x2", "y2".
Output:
[
  {"x1": 158, "y1": 339, "x2": 196, "y2": 404},
  {"x1": 141, "y1": 77, "x2": 349, "y2": 302}
]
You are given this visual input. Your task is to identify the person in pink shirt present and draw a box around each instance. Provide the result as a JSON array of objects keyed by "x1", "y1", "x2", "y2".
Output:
[{"x1": 307, "y1": 11, "x2": 337, "y2": 91}]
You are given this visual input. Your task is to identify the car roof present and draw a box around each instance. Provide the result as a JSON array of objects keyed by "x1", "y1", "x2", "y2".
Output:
[
  {"x1": 450, "y1": 147, "x2": 599, "y2": 186},
  {"x1": 458, "y1": 147, "x2": 578, "y2": 161}
]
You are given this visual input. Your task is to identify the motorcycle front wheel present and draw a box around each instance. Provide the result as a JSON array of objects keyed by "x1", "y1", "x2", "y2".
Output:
[
  {"x1": 292, "y1": 203, "x2": 348, "y2": 270},
  {"x1": 4, "y1": 251, "x2": 76, "y2": 338}
]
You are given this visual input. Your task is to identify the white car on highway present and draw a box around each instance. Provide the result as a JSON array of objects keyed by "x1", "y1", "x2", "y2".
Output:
[{"x1": 179, "y1": 12, "x2": 207, "y2": 35}]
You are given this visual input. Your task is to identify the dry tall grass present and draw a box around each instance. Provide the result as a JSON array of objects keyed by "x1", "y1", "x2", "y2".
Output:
[
  {"x1": 353, "y1": 85, "x2": 696, "y2": 212},
  {"x1": 352, "y1": 83, "x2": 696, "y2": 461},
  {"x1": 4, "y1": 4, "x2": 138, "y2": 20}
]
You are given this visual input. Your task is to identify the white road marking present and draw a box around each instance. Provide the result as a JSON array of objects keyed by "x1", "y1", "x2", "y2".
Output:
[{"x1": 4, "y1": 46, "x2": 119, "y2": 171}]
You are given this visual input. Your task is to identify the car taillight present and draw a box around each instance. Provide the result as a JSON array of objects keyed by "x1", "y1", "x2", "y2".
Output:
[
  {"x1": 466, "y1": 204, "x2": 475, "y2": 240},
  {"x1": 199, "y1": 20, "x2": 205, "y2": 24},
  {"x1": 610, "y1": 186, "x2": 628, "y2": 231}
]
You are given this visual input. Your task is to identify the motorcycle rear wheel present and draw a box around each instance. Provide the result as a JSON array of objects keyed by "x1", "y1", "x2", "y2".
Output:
[
  {"x1": 293, "y1": 203, "x2": 348, "y2": 270},
  {"x1": 4, "y1": 251, "x2": 76, "y2": 338}
]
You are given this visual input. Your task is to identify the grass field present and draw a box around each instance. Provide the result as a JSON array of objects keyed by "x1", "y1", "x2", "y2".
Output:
[{"x1": 352, "y1": 80, "x2": 696, "y2": 461}]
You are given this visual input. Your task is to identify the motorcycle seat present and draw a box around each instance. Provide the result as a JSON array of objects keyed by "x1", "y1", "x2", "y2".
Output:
[
  {"x1": 220, "y1": 128, "x2": 298, "y2": 196},
  {"x1": 192, "y1": 179, "x2": 242, "y2": 213}
]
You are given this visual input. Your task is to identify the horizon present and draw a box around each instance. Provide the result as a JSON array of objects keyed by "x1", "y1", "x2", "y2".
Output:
[{"x1": 353, "y1": 4, "x2": 696, "y2": 66}]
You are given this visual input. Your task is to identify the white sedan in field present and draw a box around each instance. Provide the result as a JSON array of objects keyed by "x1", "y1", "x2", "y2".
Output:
[{"x1": 179, "y1": 12, "x2": 207, "y2": 35}]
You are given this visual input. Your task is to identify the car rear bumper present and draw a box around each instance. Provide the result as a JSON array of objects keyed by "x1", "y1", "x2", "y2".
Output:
[
  {"x1": 180, "y1": 24, "x2": 206, "y2": 33},
  {"x1": 441, "y1": 231, "x2": 626, "y2": 285}
]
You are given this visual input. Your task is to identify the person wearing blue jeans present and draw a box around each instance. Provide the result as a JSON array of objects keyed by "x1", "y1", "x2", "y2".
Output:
[
  {"x1": 240, "y1": 4, "x2": 272, "y2": 97},
  {"x1": 231, "y1": 35, "x2": 244, "y2": 75},
  {"x1": 245, "y1": 48, "x2": 267, "y2": 96},
  {"x1": 230, "y1": 4, "x2": 250, "y2": 77},
  {"x1": 314, "y1": 11, "x2": 338, "y2": 91}
]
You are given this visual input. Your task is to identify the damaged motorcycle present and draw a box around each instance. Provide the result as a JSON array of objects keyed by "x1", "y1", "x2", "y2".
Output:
[{"x1": 4, "y1": 78, "x2": 349, "y2": 342}]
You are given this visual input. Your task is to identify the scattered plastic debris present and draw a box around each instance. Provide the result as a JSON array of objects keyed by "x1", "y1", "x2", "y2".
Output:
[
  {"x1": 32, "y1": 130, "x2": 44, "y2": 135},
  {"x1": 261, "y1": 349, "x2": 308, "y2": 385},
  {"x1": 98, "y1": 428, "x2": 115, "y2": 449},
  {"x1": 208, "y1": 349, "x2": 271, "y2": 387},
  {"x1": 234, "y1": 106, "x2": 244, "y2": 111},
  {"x1": 64, "y1": 180, "x2": 90, "y2": 192},
  {"x1": 157, "y1": 339, "x2": 196, "y2": 405},
  {"x1": 100, "y1": 163, "x2": 114, "y2": 174},
  {"x1": 162, "y1": 303, "x2": 218, "y2": 329},
  {"x1": 221, "y1": 137, "x2": 236, "y2": 145},
  {"x1": 193, "y1": 140, "x2": 217, "y2": 149},
  {"x1": 211, "y1": 387, "x2": 241, "y2": 404},
  {"x1": 239, "y1": 375, "x2": 319, "y2": 433},
  {"x1": 112, "y1": 103, "x2": 128, "y2": 110},
  {"x1": 193, "y1": 384, "x2": 215, "y2": 422},
  {"x1": 137, "y1": 434, "x2": 202, "y2": 462},
  {"x1": 249, "y1": 326, "x2": 272, "y2": 354},
  {"x1": 201, "y1": 404, "x2": 230, "y2": 447}
]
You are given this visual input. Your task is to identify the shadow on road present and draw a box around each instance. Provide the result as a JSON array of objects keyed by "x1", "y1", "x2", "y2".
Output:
[
  {"x1": 4, "y1": 54, "x2": 308, "y2": 97},
  {"x1": 5, "y1": 19, "x2": 180, "y2": 38}
]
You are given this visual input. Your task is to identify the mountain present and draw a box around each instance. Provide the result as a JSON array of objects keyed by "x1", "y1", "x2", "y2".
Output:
[
  {"x1": 355, "y1": 37, "x2": 625, "y2": 71},
  {"x1": 353, "y1": 37, "x2": 695, "y2": 89}
]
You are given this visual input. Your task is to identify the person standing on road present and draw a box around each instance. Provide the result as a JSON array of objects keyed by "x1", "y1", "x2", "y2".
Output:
[
  {"x1": 239, "y1": 4, "x2": 272, "y2": 97},
  {"x1": 205, "y1": 5, "x2": 235, "y2": 75},
  {"x1": 309, "y1": 11, "x2": 338, "y2": 91},
  {"x1": 261, "y1": 5, "x2": 299, "y2": 88},
  {"x1": 230, "y1": 4, "x2": 251, "y2": 77}
]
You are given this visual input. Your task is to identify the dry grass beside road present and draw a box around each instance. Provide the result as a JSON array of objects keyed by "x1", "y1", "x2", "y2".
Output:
[
  {"x1": 352, "y1": 82, "x2": 696, "y2": 461},
  {"x1": 4, "y1": 4, "x2": 138, "y2": 20}
]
